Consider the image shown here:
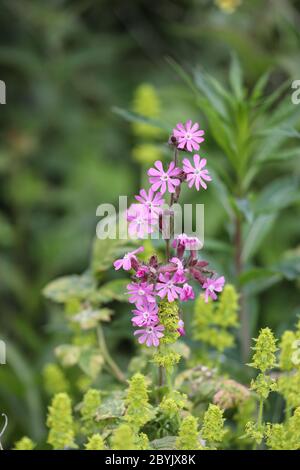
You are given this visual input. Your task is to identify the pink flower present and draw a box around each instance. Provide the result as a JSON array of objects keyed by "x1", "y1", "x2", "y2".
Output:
[
  {"x1": 172, "y1": 233, "x2": 203, "y2": 251},
  {"x1": 177, "y1": 319, "x2": 185, "y2": 336},
  {"x1": 173, "y1": 120, "x2": 205, "y2": 152},
  {"x1": 135, "y1": 188, "x2": 164, "y2": 216},
  {"x1": 127, "y1": 203, "x2": 157, "y2": 238},
  {"x1": 134, "y1": 324, "x2": 164, "y2": 347},
  {"x1": 203, "y1": 276, "x2": 225, "y2": 302},
  {"x1": 127, "y1": 282, "x2": 156, "y2": 306},
  {"x1": 148, "y1": 160, "x2": 181, "y2": 194},
  {"x1": 183, "y1": 154, "x2": 212, "y2": 191},
  {"x1": 113, "y1": 246, "x2": 144, "y2": 271},
  {"x1": 156, "y1": 273, "x2": 183, "y2": 302},
  {"x1": 180, "y1": 283, "x2": 195, "y2": 302},
  {"x1": 136, "y1": 265, "x2": 149, "y2": 279},
  {"x1": 170, "y1": 257, "x2": 186, "y2": 283},
  {"x1": 131, "y1": 302, "x2": 159, "y2": 327}
]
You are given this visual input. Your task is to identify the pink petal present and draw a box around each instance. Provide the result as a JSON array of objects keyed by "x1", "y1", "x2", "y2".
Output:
[
  {"x1": 193, "y1": 154, "x2": 200, "y2": 167},
  {"x1": 190, "y1": 122, "x2": 199, "y2": 133},
  {"x1": 154, "y1": 160, "x2": 164, "y2": 172},
  {"x1": 186, "y1": 120, "x2": 192, "y2": 131}
]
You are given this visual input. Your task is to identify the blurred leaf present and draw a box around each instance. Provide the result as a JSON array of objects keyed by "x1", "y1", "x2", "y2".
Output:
[
  {"x1": 55, "y1": 344, "x2": 81, "y2": 367},
  {"x1": 112, "y1": 107, "x2": 170, "y2": 131},
  {"x1": 72, "y1": 307, "x2": 114, "y2": 329},
  {"x1": 229, "y1": 53, "x2": 244, "y2": 100},
  {"x1": 91, "y1": 236, "x2": 136, "y2": 275},
  {"x1": 151, "y1": 436, "x2": 176, "y2": 450},
  {"x1": 242, "y1": 214, "x2": 276, "y2": 263},
  {"x1": 78, "y1": 348, "x2": 104, "y2": 379},
  {"x1": 43, "y1": 273, "x2": 95, "y2": 303},
  {"x1": 94, "y1": 279, "x2": 129, "y2": 303}
]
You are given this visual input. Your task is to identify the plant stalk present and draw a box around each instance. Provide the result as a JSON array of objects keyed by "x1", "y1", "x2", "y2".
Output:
[{"x1": 97, "y1": 325, "x2": 126, "y2": 383}]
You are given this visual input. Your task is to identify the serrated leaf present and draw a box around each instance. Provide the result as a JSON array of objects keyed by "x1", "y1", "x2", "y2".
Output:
[
  {"x1": 95, "y1": 392, "x2": 126, "y2": 421},
  {"x1": 43, "y1": 273, "x2": 95, "y2": 303}
]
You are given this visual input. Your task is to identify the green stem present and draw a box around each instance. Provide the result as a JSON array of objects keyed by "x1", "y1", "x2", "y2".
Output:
[
  {"x1": 258, "y1": 399, "x2": 264, "y2": 428},
  {"x1": 234, "y1": 215, "x2": 250, "y2": 361},
  {"x1": 97, "y1": 325, "x2": 125, "y2": 383}
]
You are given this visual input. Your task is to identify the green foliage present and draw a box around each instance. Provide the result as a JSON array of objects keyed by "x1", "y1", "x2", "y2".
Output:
[
  {"x1": 47, "y1": 393, "x2": 76, "y2": 450},
  {"x1": 201, "y1": 404, "x2": 226, "y2": 448},
  {"x1": 125, "y1": 373, "x2": 154, "y2": 430},
  {"x1": 43, "y1": 363, "x2": 69, "y2": 396},
  {"x1": 85, "y1": 434, "x2": 105, "y2": 450},
  {"x1": 111, "y1": 424, "x2": 138, "y2": 451},
  {"x1": 266, "y1": 408, "x2": 300, "y2": 450},
  {"x1": 13, "y1": 436, "x2": 36, "y2": 451},
  {"x1": 249, "y1": 327, "x2": 277, "y2": 373},
  {"x1": 80, "y1": 389, "x2": 102, "y2": 435},
  {"x1": 175, "y1": 416, "x2": 203, "y2": 450},
  {"x1": 193, "y1": 284, "x2": 239, "y2": 353}
]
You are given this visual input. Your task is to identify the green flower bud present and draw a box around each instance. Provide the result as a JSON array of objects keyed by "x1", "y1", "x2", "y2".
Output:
[
  {"x1": 176, "y1": 415, "x2": 203, "y2": 450},
  {"x1": 14, "y1": 436, "x2": 36, "y2": 450},
  {"x1": 47, "y1": 393, "x2": 76, "y2": 449},
  {"x1": 85, "y1": 434, "x2": 105, "y2": 450}
]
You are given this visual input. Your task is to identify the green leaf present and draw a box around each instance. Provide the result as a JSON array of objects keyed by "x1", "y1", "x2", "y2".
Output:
[
  {"x1": 91, "y1": 236, "x2": 137, "y2": 275},
  {"x1": 95, "y1": 392, "x2": 126, "y2": 421},
  {"x1": 55, "y1": 344, "x2": 81, "y2": 367},
  {"x1": 72, "y1": 307, "x2": 114, "y2": 329},
  {"x1": 94, "y1": 279, "x2": 129, "y2": 303},
  {"x1": 151, "y1": 436, "x2": 176, "y2": 450},
  {"x1": 78, "y1": 348, "x2": 104, "y2": 378},
  {"x1": 43, "y1": 273, "x2": 95, "y2": 303},
  {"x1": 112, "y1": 107, "x2": 169, "y2": 131},
  {"x1": 229, "y1": 53, "x2": 244, "y2": 100},
  {"x1": 253, "y1": 177, "x2": 300, "y2": 214},
  {"x1": 242, "y1": 214, "x2": 276, "y2": 263}
]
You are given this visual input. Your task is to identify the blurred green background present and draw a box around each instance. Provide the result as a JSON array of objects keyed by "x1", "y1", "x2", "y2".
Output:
[{"x1": 0, "y1": 0, "x2": 299, "y2": 447}]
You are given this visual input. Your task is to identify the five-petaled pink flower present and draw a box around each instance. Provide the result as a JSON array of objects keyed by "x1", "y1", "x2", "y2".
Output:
[
  {"x1": 135, "y1": 188, "x2": 164, "y2": 217},
  {"x1": 127, "y1": 282, "x2": 156, "y2": 306},
  {"x1": 183, "y1": 154, "x2": 212, "y2": 191},
  {"x1": 113, "y1": 246, "x2": 144, "y2": 271},
  {"x1": 134, "y1": 324, "x2": 165, "y2": 347},
  {"x1": 203, "y1": 276, "x2": 225, "y2": 302},
  {"x1": 180, "y1": 283, "x2": 195, "y2": 302},
  {"x1": 148, "y1": 160, "x2": 181, "y2": 194},
  {"x1": 173, "y1": 120, "x2": 205, "y2": 152},
  {"x1": 156, "y1": 272, "x2": 183, "y2": 302},
  {"x1": 131, "y1": 302, "x2": 159, "y2": 327},
  {"x1": 127, "y1": 203, "x2": 157, "y2": 238}
]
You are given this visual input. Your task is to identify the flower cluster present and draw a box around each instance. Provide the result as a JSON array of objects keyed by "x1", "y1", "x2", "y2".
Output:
[{"x1": 114, "y1": 120, "x2": 225, "y2": 347}]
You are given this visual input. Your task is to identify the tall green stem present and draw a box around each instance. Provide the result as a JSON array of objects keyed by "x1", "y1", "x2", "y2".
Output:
[
  {"x1": 234, "y1": 216, "x2": 250, "y2": 361},
  {"x1": 97, "y1": 325, "x2": 125, "y2": 383}
]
